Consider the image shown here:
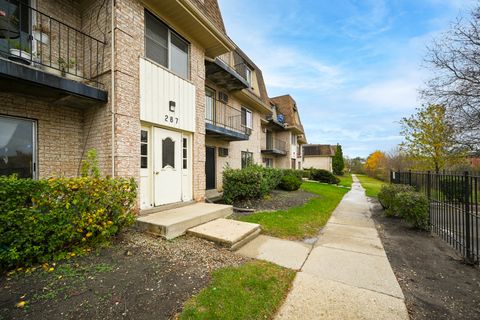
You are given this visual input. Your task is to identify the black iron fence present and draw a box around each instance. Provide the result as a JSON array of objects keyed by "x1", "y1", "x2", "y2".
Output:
[
  {"x1": 0, "y1": 0, "x2": 106, "y2": 88},
  {"x1": 391, "y1": 171, "x2": 480, "y2": 264}
]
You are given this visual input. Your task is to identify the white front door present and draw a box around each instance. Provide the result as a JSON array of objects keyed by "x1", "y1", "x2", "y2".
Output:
[{"x1": 154, "y1": 127, "x2": 182, "y2": 206}]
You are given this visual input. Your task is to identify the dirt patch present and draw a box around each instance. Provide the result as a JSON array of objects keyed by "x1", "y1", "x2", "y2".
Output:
[
  {"x1": 0, "y1": 231, "x2": 249, "y2": 320},
  {"x1": 233, "y1": 189, "x2": 317, "y2": 217},
  {"x1": 370, "y1": 199, "x2": 480, "y2": 320}
]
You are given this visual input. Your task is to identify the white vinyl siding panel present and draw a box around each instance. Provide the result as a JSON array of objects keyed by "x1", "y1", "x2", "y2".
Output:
[{"x1": 140, "y1": 58, "x2": 196, "y2": 132}]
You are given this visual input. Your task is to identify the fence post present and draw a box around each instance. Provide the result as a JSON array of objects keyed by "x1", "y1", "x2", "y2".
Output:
[
  {"x1": 390, "y1": 170, "x2": 393, "y2": 183},
  {"x1": 408, "y1": 170, "x2": 412, "y2": 186},
  {"x1": 464, "y1": 171, "x2": 472, "y2": 263}
]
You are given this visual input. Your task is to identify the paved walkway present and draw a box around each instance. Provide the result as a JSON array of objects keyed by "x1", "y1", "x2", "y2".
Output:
[{"x1": 238, "y1": 175, "x2": 409, "y2": 319}]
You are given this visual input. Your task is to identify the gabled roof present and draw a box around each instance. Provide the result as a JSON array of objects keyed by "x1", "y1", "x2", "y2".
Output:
[
  {"x1": 270, "y1": 94, "x2": 305, "y2": 134},
  {"x1": 303, "y1": 144, "x2": 337, "y2": 157}
]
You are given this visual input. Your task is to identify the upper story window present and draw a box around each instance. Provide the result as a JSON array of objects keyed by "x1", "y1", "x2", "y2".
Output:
[
  {"x1": 241, "y1": 107, "x2": 253, "y2": 129},
  {"x1": 145, "y1": 10, "x2": 189, "y2": 79},
  {"x1": 245, "y1": 66, "x2": 252, "y2": 87},
  {"x1": 291, "y1": 133, "x2": 297, "y2": 145}
]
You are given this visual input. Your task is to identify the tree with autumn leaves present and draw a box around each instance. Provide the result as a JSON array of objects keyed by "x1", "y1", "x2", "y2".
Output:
[{"x1": 365, "y1": 150, "x2": 387, "y2": 179}]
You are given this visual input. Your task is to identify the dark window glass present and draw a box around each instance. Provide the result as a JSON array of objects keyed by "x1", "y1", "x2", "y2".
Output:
[
  {"x1": 183, "y1": 159, "x2": 187, "y2": 170},
  {"x1": 183, "y1": 138, "x2": 187, "y2": 148},
  {"x1": 241, "y1": 108, "x2": 246, "y2": 126},
  {"x1": 241, "y1": 151, "x2": 253, "y2": 169},
  {"x1": 141, "y1": 130, "x2": 148, "y2": 143},
  {"x1": 162, "y1": 137, "x2": 175, "y2": 168},
  {"x1": 141, "y1": 157, "x2": 148, "y2": 169},
  {"x1": 0, "y1": 115, "x2": 34, "y2": 178},
  {"x1": 183, "y1": 148, "x2": 187, "y2": 159},
  {"x1": 141, "y1": 143, "x2": 148, "y2": 156},
  {"x1": 145, "y1": 11, "x2": 168, "y2": 67}
]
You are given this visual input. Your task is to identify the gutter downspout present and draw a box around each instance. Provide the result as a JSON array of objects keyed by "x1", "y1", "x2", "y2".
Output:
[{"x1": 110, "y1": 0, "x2": 116, "y2": 177}]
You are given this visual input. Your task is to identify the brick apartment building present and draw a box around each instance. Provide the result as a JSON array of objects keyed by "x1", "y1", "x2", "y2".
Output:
[{"x1": 0, "y1": 0, "x2": 307, "y2": 210}]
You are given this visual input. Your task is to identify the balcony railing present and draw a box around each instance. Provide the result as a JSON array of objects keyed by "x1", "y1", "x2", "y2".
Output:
[
  {"x1": 265, "y1": 138, "x2": 287, "y2": 153},
  {"x1": 205, "y1": 99, "x2": 249, "y2": 136},
  {"x1": 0, "y1": 1, "x2": 106, "y2": 88}
]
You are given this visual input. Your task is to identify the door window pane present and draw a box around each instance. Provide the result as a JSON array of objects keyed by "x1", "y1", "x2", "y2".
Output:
[
  {"x1": 140, "y1": 130, "x2": 148, "y2": 169},
  {"x1": 0, "y1": 116, "x2": 34, "y2": 178},
  {"x1": 162, "y1": 137, "x2": 175, "y2": 168},
  {"x1": 182, "y1": 138, "x2": 187, "y2": 169}
]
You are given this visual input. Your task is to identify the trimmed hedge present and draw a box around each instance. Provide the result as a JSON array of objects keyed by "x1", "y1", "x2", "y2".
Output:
[
  {"x1": 391, "y1": 191, "x2": 430, "y2": 230},
  {"x1": 222, "y1": 166, "x2": 303, "y2": 204},
  {"x1": 0, "y1": 175, "x2": 137, "y2": 270},
  {"x1": 310, "y1": 169, "x2": 340, "y2": 184},
  {"x1": 378, "y1": 184, "x2": 415, "y2": 215},
  {"x1": 279, "y1": 173, "x2": 302, "y2": 191}
]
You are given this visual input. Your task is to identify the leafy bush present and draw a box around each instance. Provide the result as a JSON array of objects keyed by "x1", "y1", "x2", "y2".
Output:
[
  {"x1": 378, "y1": 184, "x2": 415, "y2": 214},
  {"x1": 0, "y1": 175, "x2": 137, "y2": 270},
  {"x1": 223, "y1": 165, "x2": 270, "y2": 204},
  {"x1": 223, "y1": 166, "x2": 304, "y2": 204},
  {"x1": 279, "y1": 173, "x2": 302, "y2": 191},
  {"x1": 301, "y1": 170, "x2": 312, "y2": 179},
  {"x1": 391, "y1": 191, "x2": 430, "y2": 230},
  {"x1": 310, "y1": 169, "x2": 340, "y2": 184},
  {"x1": 439, "y1": 178, "x2": 467, "y2": 202}
]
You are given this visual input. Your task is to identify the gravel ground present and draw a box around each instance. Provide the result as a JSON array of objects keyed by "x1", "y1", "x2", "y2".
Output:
[
  {"x1": 233, "y1": 189, "x2": 317, "y2": 216},
  {"x1": 370, "y1": 199, "x2": 480, "y2": 320},
  {"x1": 0, "y1": 230, "x2": 249, "y2": 320}
]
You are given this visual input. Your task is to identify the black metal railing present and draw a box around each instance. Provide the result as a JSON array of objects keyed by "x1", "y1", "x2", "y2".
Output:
[
  {"x1": 205, "y1": 99, "x2": 249, "y2": 135},
  {"x1": 0, "y1": 1, "x2": 106, "y2": 88},
  {"x1": 391, "y1": 170, "x2": 480, "y2": 264},
  {"x1": 265, "y1": 137, "x2": 287, "y2": 153}
]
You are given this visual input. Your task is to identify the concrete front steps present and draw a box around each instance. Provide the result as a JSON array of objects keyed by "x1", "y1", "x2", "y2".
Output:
[
  {"x1": 188, "y1": 218, "x2": 261, "y2": 251},
  {"x1": 136, "y1": 203, "x2": 232, "y2": 239}
]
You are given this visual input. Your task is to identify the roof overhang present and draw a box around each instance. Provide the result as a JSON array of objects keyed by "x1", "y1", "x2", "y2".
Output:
[
  {"x1": 143, "y1": 0, "x2": 235, "y2": 58},
  {"x1": 284, "y1": 124, "x2": 304, "y2": 134},
  {"x1": 232, "y1": 89, "x2": 271, "y2": 115}
]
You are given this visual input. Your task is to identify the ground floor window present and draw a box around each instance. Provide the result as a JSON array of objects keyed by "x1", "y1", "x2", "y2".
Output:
[
  {"x1": 241, "y1": 151, "x2": 253, "y2": 169},
  {"x1": 291, "y1": 158, "x2": 296, "y2": 169},
  {"x1": 0, "y1": 115, "x2": 36, "y2": 178},
  {"x1": 263, "y1": 157, "x2": 273, "y2": 168}
]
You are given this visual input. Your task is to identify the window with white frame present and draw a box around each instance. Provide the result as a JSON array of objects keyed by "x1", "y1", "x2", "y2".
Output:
[
  {"x1": 291, "y1": 133, "x2": 297, "y2": 145},
  {"x1": 245, "y1": 66, "x2": 252, "y2": 87},
  {"x1": 241, "y1": 107, "x2": 253, "y2": 129},
  {"x1": 145, "y1": 10, "x2": 189, "y2": 79}
]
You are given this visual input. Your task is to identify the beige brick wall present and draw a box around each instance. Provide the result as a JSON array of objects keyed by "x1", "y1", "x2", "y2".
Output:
[{"x1": 0, "y1": 93, "x2": 84, "y2": 178}]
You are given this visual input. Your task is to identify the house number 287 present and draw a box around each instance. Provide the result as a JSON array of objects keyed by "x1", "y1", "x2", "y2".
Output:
[{"x1": 165, "y1": 115, "x2": 179, "y2": 124}]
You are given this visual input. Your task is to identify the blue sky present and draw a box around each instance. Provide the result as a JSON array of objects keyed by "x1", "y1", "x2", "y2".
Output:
[{"x1": 217, "y1": 0, "x2": 476, "y2": 158}]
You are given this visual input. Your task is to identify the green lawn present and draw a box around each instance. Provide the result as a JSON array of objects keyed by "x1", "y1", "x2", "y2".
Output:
[
  {"x1": 355, "y1": 174, "x2": 385, "y2": 198},
  {"x1": 180, "y1": 261, "x2": 295, "y2": 320},
  {"x1": 337, "y1": 174, "x2": 353, "y2": 188},
  {"x1": 237, "y1": 182, "x2": 348, "y2": 240}
]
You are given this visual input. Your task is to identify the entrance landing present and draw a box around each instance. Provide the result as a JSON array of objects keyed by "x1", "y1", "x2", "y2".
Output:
[{"x1": 136, "y1": 203, "x2": 232, "y2": 239}]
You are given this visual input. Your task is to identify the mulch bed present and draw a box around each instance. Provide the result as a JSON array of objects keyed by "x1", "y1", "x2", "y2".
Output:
[
  {"x1": 232, "y1": 189, "x2": 317, "y2": 217},
  {"x1": 370, "y1": 199, "x2": 480, "y2": 320},
  {"x1": 0, "y1": 231, "x2": 249, "y2": 320}
]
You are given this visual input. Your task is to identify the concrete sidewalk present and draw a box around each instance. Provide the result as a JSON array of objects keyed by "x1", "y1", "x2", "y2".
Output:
[{"x1": 275, "y1": 175, "x2": 409, "y2": 320}]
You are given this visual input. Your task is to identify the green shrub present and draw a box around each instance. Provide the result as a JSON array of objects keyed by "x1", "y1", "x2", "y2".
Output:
[
  {"x1": 223, "y1": 166, "x2": 305, "y2": 204},
  {"x1": 279, "y1": 173, "x2": 302, "y2": 191},
  {"x1": 378, "y1": 184, "x2": 415, "y2": 214},
  {"x1": 0, "y1": 175, "x2": 137, "y2": 270},
  {"x1": 262, "y1": 167, "x2": 283, "y2": 190},
  {"x1": 391, "y1": 191, "x2": 430, "y2": 230},
  {"x1": 439, "y1": 178, "x2": 466, "y2": 202},
  {"x1": 223, "y1": 165, "x2": 270, "y2": 204},
  {"x1": 301, "y1": 169, "x2": 312, "y2": 179},
  {"x1": 311, "y1": 169, "x2": 340, "y2": 184}
]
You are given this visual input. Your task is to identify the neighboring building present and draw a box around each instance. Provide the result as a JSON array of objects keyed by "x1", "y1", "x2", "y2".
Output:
[
  {"x1": 265, "y1": 95, "x2": 307, "y2": 169},
  {"x1": 302, "y1": 144, "x2": 337, "y2": 172}
]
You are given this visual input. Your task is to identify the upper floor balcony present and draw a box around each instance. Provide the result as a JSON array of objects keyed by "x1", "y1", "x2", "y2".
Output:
[
  {"x1": 0, "y1": 1, "x2": 107, "y2": 106},
  {"x1": 205, "y1": 96, "x2": 250, "y2": 141},
  {"x1": 262, "y1": 134, "x2": 287, "y2": 157}
]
